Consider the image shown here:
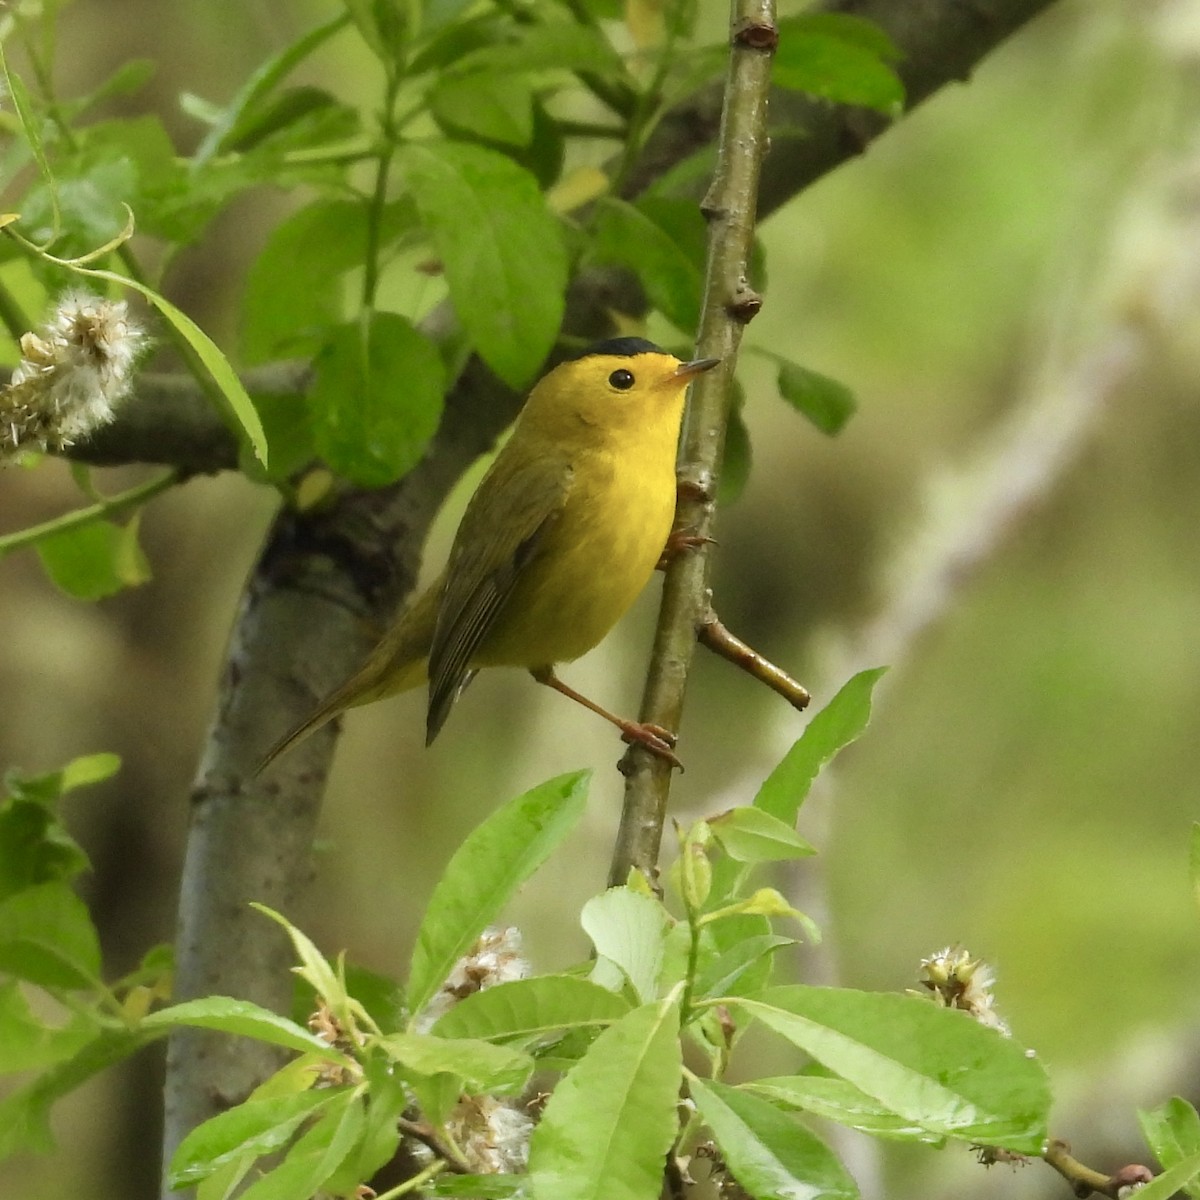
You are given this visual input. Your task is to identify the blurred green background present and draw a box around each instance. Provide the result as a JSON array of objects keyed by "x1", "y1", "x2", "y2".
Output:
[{"x1": 0, "y1": 0, "x2": 1197, "y2": 1197}]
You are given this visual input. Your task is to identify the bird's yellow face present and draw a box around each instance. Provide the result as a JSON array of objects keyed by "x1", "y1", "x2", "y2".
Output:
[{"x1": 522, "y1": 338, "x2": 719, "y2": 446}]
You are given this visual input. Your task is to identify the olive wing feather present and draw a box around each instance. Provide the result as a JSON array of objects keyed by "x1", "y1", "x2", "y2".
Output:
[{"x1": 426, "y1": 452, "x2": 574, "y2": 742}]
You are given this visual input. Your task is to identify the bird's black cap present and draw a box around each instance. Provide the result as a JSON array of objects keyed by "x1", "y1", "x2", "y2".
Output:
[{"x1": 575, "y1": 336, "x2": 663, "y2": 359}]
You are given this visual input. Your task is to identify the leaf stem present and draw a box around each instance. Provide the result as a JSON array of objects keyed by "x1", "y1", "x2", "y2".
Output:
[{"x1": 0, "y1": 469, "x2": 179, "y2": 558}]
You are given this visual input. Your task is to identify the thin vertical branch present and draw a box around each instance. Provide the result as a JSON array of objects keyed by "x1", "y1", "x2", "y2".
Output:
[{"x1": 609, "y1": 0, "x2": 778, "y2": 886}]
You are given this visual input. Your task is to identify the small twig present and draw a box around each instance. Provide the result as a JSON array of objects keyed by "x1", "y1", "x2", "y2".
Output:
[
  {"x1": 1042, "y1": 1138, "x2": 1154, "y2": 1198},
  {"x1": 697, "y1": 608, "x2": 810, "y2": 712},
  {"x1": 0, "y1": 469, "x2": 180, "y2": 557},
  {"x1": 396, "y1": 1117, "x2": 471, "y2": 1175}
]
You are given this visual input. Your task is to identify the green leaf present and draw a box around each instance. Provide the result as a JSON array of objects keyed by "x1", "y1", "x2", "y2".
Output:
[
  {"x1": 690, "y1": 1077, "x2": 858, "y2": 1199},
  {"x1": 241, "y1": 197, "x2": 413, "y2": 363},
  {"x1": 0, "y1": 1028, "x2": 150, "y2": 1158},
  {"x1": 344, "y1": 0, "x2": 406, "y2": 63},
  {"x1": 238, "y1": 1090, "x2": 365, "y2": 1200},
  {"x1": 0, "y1": 45, "x2": 59, "y2": 239},
  {"x1": 708, "y1": 807, "x2": 817, "y2": 863},
  {"x1": 0, "y1": 799, "x2": 90, "y2": 900},
  {"x1": 252, "y1": 905, "x2": 355, "y2": 1037},
  {"x1": 1139, "y1": 1097, "x2": 1200, "y2": 1184},
  {"x1": 693, "y1": 934, "x2": 795, "y2": 1001},
  {"x1": 142, "y1": 997, "x2": 342, "y2": 1057},
  {"x1": 408, "y1": 770, "x2": 590, "y2": 1016},
  {"x1": 193, "y1": 14, "x2": 352, "y2": 163},
  {"x1": 402, "y1": 140, "x2": 567, "y2": 387},
  {"x1": 754, "y1": 668, "x2": 887, "y2": 825},
  {"x1": 429, "y1": 1177, "x2": 524, "y2": 1198},
  {"x1": 169, "y1": 1088, "x2": 344, "y2": 1187},
  {"x1": 755, "y1": 350, "x2": 857, "y2": 436},
  {"x1": 731, "y1": 987, "x2": 1051, "y2": 1151},
  {"x1": 380, "y1": 1030, "x2": 533, "y2": 1093},
  {"x1": 431, "y1": 73, "x2": 534, "y2": 147},
  {"x1": 773, "y1": 15, "x2": 905, "y2": 115},
  {"x1": 59, "y1": 753, "x2": 122, "y2": 792},
  {"x1": 528, "y1": 999, "x2": 682, "y2": 1200},
  {"x1": 590, "y1": 198, "x2": 703, "y2": 334},
  {"x1": 582, "y1": 886, "x2": 670, "y2": 1003},
  {"x1": 447, "y1": 23, "x2": 626, "y2": 77},
  {"x1": 431, "y1": 975, "x2": 631, "y2": 1042},
  {"x1": 0, "y1": 881, "x2": 102, "y2": 990},
  {"x1": 0, "y1": 980, "x2": 96, "y2": 1072},
  {"x1": 747, "y1": 1075, "x2": 944, "y2": 1143},
  {"x1": 310, "y1": 311, "x2": 445, "y2": 487},
  {"x1": 34, "y1": 517, "x2": 150, "y2": 600},
  {"x1": 1122, "y1": 1154, "x2": 1200, "y2": 1200}
]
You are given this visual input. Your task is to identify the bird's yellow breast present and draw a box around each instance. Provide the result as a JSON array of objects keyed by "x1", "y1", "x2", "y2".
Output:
[{"x1": 475, "y1": 442, "x2": 677, "y2": 669}]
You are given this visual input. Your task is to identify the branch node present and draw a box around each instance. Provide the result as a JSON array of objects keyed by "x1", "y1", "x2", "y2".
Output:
[
  {"x1": 727, "y1": 286, "x2": 764, "y2": 323},
  {"x1": 733, "y1": 19, "x2": 779, "y2": 51},
  {"x1": 676, "y1": 470, "x2": 715, "y2": 505}
]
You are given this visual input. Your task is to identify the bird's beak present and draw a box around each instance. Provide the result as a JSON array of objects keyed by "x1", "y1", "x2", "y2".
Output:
[{"x1": 674, "y1": 356, "x2": 720, "y2": 380}]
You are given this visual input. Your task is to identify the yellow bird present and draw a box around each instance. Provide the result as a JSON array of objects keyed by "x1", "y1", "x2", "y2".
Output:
[{"x1": 260, "y1": 337, "x2": 719, "y2": 772}]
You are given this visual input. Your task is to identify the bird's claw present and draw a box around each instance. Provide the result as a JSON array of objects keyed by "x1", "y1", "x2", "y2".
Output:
[{"x1": 620, "y1": 721, "x2": 684, "y2": 770}]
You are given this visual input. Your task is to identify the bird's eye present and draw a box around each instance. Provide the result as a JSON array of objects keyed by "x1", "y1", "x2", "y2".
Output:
[{"x1": 609, "y1": 369, "x2": 635, "y2": 390}]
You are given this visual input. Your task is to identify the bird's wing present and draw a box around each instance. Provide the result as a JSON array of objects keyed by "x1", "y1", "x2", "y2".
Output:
[{"x1": 426, "y1": 451, "x2": 573, "y2": 742}]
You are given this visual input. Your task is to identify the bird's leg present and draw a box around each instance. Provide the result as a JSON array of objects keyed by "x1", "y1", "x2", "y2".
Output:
[{"x1": 530, "y1": 666, "x2": 684, "y2": 770}]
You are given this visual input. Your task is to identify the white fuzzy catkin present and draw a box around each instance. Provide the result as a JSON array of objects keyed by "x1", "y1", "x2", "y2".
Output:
[{"x1": 2, "y1": 291, "x2": 147, "y2": 455}]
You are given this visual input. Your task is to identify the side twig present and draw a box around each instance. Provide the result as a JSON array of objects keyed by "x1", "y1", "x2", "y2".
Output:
[{"x1": 609, "y1": 0, "x2": 778, "y2": 887}]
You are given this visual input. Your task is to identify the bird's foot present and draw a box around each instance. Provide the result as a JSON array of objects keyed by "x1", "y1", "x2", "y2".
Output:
[
  {"x1": 619, "y1": 720, "x2": 684, "y2": 770},
  {"x1": 656, "y1": 528, "x2": 715, "y2": 571}
]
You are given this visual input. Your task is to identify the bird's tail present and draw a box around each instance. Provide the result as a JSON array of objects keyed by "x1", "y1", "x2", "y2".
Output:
[{"x1": 256, "y1": 584, "x2": 439, "y2": 775}]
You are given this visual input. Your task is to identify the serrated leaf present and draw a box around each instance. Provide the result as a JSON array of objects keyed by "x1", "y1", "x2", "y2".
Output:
[
  {"x1": 773, "y1": 15, "x2": 905, "y2": 115},
  {"x1": 1139, "y1": 1097, "x2": 1200, "y2": 1187},
  {"x1": 408, "y1": 771, "x2": 590, "y2": 1016},
  {"x1": 0, "y1": 881, "x2": 102, "y2": 990},
  {"x1": 380, "y1": 1030, "x2": 533, "y2": 1093},
  {"x1": 402, "y1": 140, "x2": 567, "y2": 387},
  {"x1": 169, "y1": 1088, "x2": 343, "y2": 1187},
  {"x1": 731, "y1": 987, "x2": 1051, "y2": 1151},
  {"x1": 747, "y1": 1075, "x2": 943, "y2": 1143},
  {"x1": 431, "y1": 975, "x2": 631, "y2": 1042},
  {"x1": 528, "y1": 999, "x2": 682, "y2": 1200},
  {"x1": 142, "y1": 997, "x2": 341, "y2": 1057},
  {"x1": 311, "y1": 311, "x2": 445, "y2": 487},
  {"x1": 690, "y1": 1077, "x2": 858, "y2": 1199},
  {"x1": 582, "y1": 887, "x2": 670, "y2": 1003},
  {"x1": 754, "y1": 668, "x2": 887, "y2": 825},
  {"x1": 708, "y1": 807, "x2": 817, "y2": 863}
]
